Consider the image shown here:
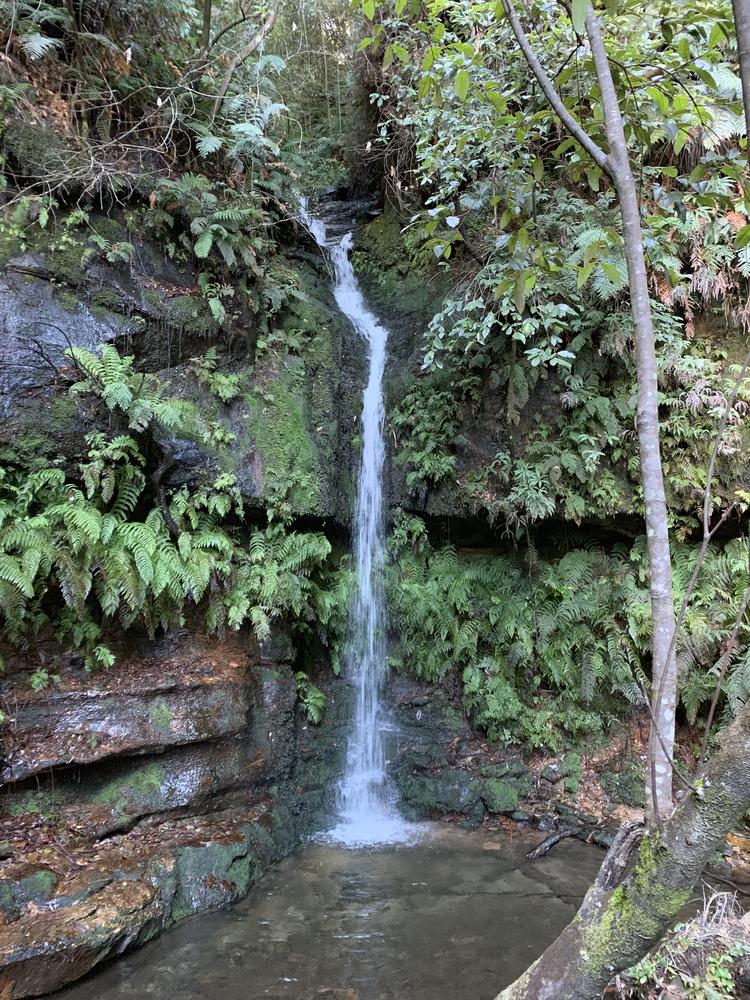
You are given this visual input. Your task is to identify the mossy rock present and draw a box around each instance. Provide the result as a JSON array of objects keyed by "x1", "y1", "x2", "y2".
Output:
[
  {"x1": 92, "y1": 763, "x2": 166, "y2": 817},
  {"x1": 0, "y1": 867, "x2": 58, "y2": 920},
  {"x1": 397, "y1": 767, "x2": 485, "y2": 823},
  {"x1": 171, "y1": 838, "x2": 252, "y2": 922},
  {"x1": 480, "y1": 757, "x2": 528, "y2": 781},
  {"x1": 482, "y1": 778, "x2": 519, "y2": 814},
  {"x1": 601, "y1": 762, "x2": 646, "y2": 808}
]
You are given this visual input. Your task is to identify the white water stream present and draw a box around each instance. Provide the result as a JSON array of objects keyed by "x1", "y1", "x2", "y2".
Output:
[{"x1": 301, "y1": 199, "x2": 414, "y2": 846}]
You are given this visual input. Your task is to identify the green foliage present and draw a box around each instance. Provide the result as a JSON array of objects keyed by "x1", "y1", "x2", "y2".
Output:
[
  {"x1": 626, "y1": 898, "x2": 750, "y2": 1000},
  {"x1": 361, "y1": 0, "x2": 750, "y2": 537},
  {"x1": 188, "y1": 348, "x2": 242, "y2": 403},
  {"x1": 387, "y1": 513, "x2": 750, "y2": 749},
  {"x1": 68, "y1": 345, "x2": 198, "y2": 436},
  {"x1": 294, "y1": 671, "x2": 327, "y2": 724},
  {"x1": 0, "y1": 345, "x2": 344, "y2": 674}
]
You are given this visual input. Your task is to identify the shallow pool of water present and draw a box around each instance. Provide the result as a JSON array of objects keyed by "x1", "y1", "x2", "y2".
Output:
[{"x1": 59, "y1": 826, "x2": 605, "y2": 1000}]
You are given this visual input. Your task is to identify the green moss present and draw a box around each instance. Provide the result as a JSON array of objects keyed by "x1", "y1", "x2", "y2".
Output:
[
  {"x1": 90, "y1": 287, "x2": 124, "y2": 312},
  {"x1": 150, "y1": 700, "x2": 174, "y2": 732},
  {"x1": 482, "y1": 778, "x2": 519, "y2": 814},
  {"x1": 48, "y1": 237, "x2": 87, "y2": 287},
  {"x1": 582, "y1": 834, "x2": 691, "y2": 974},
  {"x1": 159, "y1": 293, "x2": 219, "y2": 337},
  {"x1": 246, "y1": 362, "x2": 322, "y2": 513},
  {"x1": 55, "y1": 288, "x2": 80, "y2": 312},
  {"x1": 5, "y1": 789, "x2": 65, "y2": 819},
  {"x1": 93, "y1": 763, "x2": 166, "y2": 813},
  {"x1": 89, "y1": 215, "x2": 126, "y2": 246}
]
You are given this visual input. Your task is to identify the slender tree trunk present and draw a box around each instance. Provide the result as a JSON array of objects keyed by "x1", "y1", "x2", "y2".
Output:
[
  {"x1": 201, "y1": 0, "x2": 213, "y2": 54},
  {"x1": 733, "y1": 0, "x2": 750, "y2": 164},
  {"x1": 496, "y1": 699, "x2": 750, "y2": 1000},
  {"x1": 502, "y1": 0, "x2": 678, "y2": 819},
  {"x1": 584, "y1": 10, "x2": 677, "y2": 822}
]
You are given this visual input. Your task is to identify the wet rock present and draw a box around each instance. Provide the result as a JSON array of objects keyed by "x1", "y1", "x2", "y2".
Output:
[
  {"x1": 600, "y1": 760, "x2": 646, "y2": 807},
  {"x1": 171, "y1": 836, "x2": 253, "y2": 921},
  {"x1": 1, "y1": 637, "x2": 253, "y2": 783},
  {"x1": 0, "y1": 877, "x2": 164, "y2": 998},
  {"x1": 396, "y1": 767, "x2": 485, "y2": 824},
  {"x1": 541, "y1": 764, "x2": 561, "y2": 784},
  {"x1": 3, "y1": 739, "x2": 270, "y2": 838},
  {"x1": 0, "y1": 266, "x2": 128, "y2": 421},
  {"x1": 0, "y1": 866, "x2": 58, "y2": 921},
  {"x1": 480, "y1": 757, "x2": 528, "y2": 781}
]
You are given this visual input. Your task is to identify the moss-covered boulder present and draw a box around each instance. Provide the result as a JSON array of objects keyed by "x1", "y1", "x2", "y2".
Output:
[
  {"x1": 396, "y1": 767, "x2": 485, "y2": 824},
  {"x1": 482, "y1": 778, "x2": 520, "y2": 814}
]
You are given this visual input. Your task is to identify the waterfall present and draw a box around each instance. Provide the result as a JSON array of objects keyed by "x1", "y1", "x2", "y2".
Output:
[{"x1": 301, "y1": 199, "x2": 413, "y2": 846}]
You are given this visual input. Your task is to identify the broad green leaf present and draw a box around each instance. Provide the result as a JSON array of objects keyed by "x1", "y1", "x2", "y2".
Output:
[
  {"x1": 736, "y1": 225, "x2": 750, "y2": 249},
  {"x1": 194, "y1": 229, "x2": 213, "y2": 258},
  {"x1": 673, "y1": 128, "x2": 690, "y2": 154},
  {"x1": 454, "y1": 68, "x2": 470, "y2": 102},
  {"x1": 585, "y1": 166, "x2": 600, "y2": 192},
  {"x1": 362, "y1": 0, "x2": 375, "y2": 20},
  {"x1": 708, "y1": 22, "x2": 726, "y2": 49},
  {"x1": 601, "y1": 261, "x2": 622, "y2": 283},
  {"x1": 571, "y1": 0, "x2": 588, "y2": 34},
  {"x1": 392, "y1": 43, "x2": 409, "y2": 64},
  {"x1": 512, "y1": 273, "x2": 526, "y2": 314}
]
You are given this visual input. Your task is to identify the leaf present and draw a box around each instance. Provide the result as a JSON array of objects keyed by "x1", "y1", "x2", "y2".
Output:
[
  {"x1": 454, "y1": 68, "x2": 470, "y2": 102},
  {"x1": 577, "y1": 261, "x2": 596, "y2": 287},
  {"x1": 445, "y1": 215, "x2": 461, "y2": 228},
  {"x1": 571, "y1": 0, "x2": 588, "y2": 35},
  {"x1": 194, "y1": 229, "x2": 213, "y2": 258},
  {"x1": 736, "y1": 225, "x2": 750, "y2": 249},
  {"x1": 512, "y1": 273, "x2": 526, "y2": 314},
  {"x1": 196, "y1": 134, "x2": 223, "y2": 157},
  {"x1": 362, "y1": 0, "x2": 375, "y2": 19},
  {"x1": 585, "y1": 166, "x2": 600, "y2": 192},
  {"x1": 392, "y1": 43, "x2": 409, "y2": 65}
]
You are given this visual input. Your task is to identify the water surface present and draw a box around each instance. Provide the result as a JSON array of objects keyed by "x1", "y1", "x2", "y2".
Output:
[{"x1": 59, "y1": 827, "x2": 604, "y2": 1000}]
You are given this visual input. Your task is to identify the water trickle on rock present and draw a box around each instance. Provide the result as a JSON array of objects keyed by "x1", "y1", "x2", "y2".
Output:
[{"x1": 301, "y1": 198, "x2": 415, "y2": 846}]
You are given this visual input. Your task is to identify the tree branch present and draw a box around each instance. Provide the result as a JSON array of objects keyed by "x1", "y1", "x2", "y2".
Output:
[
  {"x1": 210, "y1": 0, "x2": 281, "y2": 122},
  {"x1": 500, "y1": 0, "x2": 609, "y2": 171}
]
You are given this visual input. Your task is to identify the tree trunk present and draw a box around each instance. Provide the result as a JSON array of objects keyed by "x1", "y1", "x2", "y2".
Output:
[
  {"x1": 733, "y1": 0, "x2": 750, "y2": 166},
  {"x1": 496, "y1": 701, "x2": 750, "y2": 1000},
  {"x1": 502, "y1": 0, "x2": 678, "y2": 820},
  {"x1": 584, "y1": 10, "x2": 677, "y2": 822},
  {"x1": 200, "y1": 0, "x2": 213, "y2": 54}
]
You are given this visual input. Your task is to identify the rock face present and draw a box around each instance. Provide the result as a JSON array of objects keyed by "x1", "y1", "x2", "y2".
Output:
[
  {"x1": 386, "y1": 676, "x2": 636, "y2": 841},
  {"x1": 0, "y1": 218, "x2": 362, "y2": 528},
  {"x1": 0, "y1": 627, "x2": 348, "y2": 998}
]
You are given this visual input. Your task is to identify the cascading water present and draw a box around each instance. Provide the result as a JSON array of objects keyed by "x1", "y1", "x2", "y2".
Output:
[{"x1": 301, "y1": 198, "x2": 414, "y2": 846}]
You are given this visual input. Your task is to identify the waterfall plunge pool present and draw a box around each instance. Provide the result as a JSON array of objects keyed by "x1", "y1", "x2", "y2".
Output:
[{"x1": 57, "y1": 825, "x2": 604, "y2": 1000}]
